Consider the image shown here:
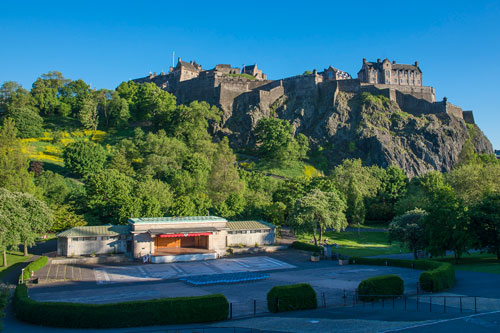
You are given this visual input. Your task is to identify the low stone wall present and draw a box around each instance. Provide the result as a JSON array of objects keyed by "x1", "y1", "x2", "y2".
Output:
[
  {"x1": 51, "y1": 255, "x2": 131, "y2": 265},
  {"x1": 229, "y1": 245, "x2": 289, "y2": 255}
]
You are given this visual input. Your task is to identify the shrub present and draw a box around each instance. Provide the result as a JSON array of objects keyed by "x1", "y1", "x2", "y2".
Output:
[
  {"x1": 358, "y1": 275, "x2": 404, "y2": 301},
  {"x1": 349, "y1": 257, "x2": 455, "y2": 292},
  {"x1": 63, "y1": 140, "x2": 107, "y2": 177},
  {"x1": 13, "y1": 284, "x2": 228, "y2": 328},
  {"x1": 21, "y1": 256, "x2": 48, "y2": 282},
  {"x1": 291, "y1": 241, "x2": 323, "y2": 253},
  {"x1": 267, "y1": 283, "x2": 317, "y2": 313}
]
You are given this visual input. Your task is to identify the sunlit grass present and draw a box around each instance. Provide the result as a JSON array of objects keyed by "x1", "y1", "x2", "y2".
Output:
[
  {"x1": 0, "y1": 252, "x2": 32, "y2": 279},
  {"x1": 296, "y1": 231, "x2": 407, "y2": 257}
]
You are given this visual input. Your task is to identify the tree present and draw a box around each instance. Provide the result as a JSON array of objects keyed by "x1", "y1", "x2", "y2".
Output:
[
  {"x1": 31, "y1": 71, "x2": 69, "y2": 116},
  {"x1": 35, "y1": 171, "x2": 72, "y2": 205},
  {"x1": 388, "y1": 209, "x2": 428, "y2": 259},
  {"x1": 131, "y1": 178, "x2": 173, "y2": 218},
  {"x1": 394, "y1": 171, "x2": 446, "y2": 216},
  {"x1": 85, "y1": 169, "x2": 134, "y2": 223},
  {"x1": 78, "y1": 96, "x2": 99, "y2": 130},
  {"x1": 51, "y1": 204, "x2": 87, "y2": 233},
  {"x1": 95, "y1": 90, "x2": 130, "y2": 128},
  {"x1": 469, "y1": 193, "x2": 500, "y2": 259},
  {"x1": 447, "y1": 162, "x2": 500, "y2": 205},
  {"x1": 5, "y1": 107, "x2": 44, "y2": 138},
  {"x1": 0, "y1": 119, "x2": 37, "y2": 193},
  {"x1": 0, "y1": 188, "x2": 22, "y2": 266},
  {"x1": 331, "y1": 159, "x2": 381, "y2": 231},
  {"x1": 289, "y1": 189, "x2": 347, "y2": 246},
  {"x1": 208, "y1": 137, "x2": 244, "y2": 205},
  {"x1": 0, "y1": 81, "x2": 35, "y2": 115},
  {"x1": 63, "y1": 141, "x2": 107, "y2": 177},
  {"x1": 17, "y1": 192, "x2": 53, "y2": 256},
  {"x1": 255, "y1": 117, "x2": 293, "y2": 161},
  {"x1": 0, "y1": 188, "x2": 52, "y2": 261},
  {"x1": 425, "y1": 185, "x2": 470, "y2": 262}
]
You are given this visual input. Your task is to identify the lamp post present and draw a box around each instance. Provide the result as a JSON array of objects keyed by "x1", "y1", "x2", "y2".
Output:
[{"x1": 21, "y1": 268, "x2": 24, "y2": 284}]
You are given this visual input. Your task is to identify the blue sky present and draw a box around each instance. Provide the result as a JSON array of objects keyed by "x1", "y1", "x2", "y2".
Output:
[{"x1": 1, "y1": 0, "x2": 499, "y2": 147}]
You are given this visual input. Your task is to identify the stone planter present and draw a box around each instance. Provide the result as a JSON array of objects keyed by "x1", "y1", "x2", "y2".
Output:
[
  {"x1": 338, "y1": 259, "x2": 349, "y2": 266},
  {"x1": 311, "y1": 255, "x2": 320, "y2": 262}
]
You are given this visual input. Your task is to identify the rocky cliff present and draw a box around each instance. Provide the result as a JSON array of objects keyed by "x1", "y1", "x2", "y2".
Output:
[{"x1": 221, "y1": 82, "x2": 493, "y2": 177}]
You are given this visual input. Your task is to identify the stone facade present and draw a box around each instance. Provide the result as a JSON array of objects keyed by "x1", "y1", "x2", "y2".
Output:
[
  {"x1": 358, "y1": 58, "x2": 422, "y2": 86},
  {"x1": 133, "y1": 57, "x2": 476, "y2": 134}
]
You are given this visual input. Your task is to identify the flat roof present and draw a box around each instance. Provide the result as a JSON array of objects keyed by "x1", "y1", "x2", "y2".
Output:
[
  {"x1": 147, "y1": 227, "x2": 221, "y2": 235},
  {"x1": 57, "y1": 225, "x2": 130, "y2": 237},
  {"x1": 128, "y1": 216, "x2": 227, "y2": 224},
  {"x1": 227, "y1": 220, "x2": 275, "y2": 231}
]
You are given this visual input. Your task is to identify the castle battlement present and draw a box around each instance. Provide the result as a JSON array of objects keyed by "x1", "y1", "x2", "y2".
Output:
[{"x1": 133, "y1": 57, "x2": 474, "y2": 125}]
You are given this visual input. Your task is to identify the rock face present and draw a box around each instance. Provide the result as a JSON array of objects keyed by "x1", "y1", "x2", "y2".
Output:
[{"x1": 220, "y1": 82, "x2": 493, "y2": 177}]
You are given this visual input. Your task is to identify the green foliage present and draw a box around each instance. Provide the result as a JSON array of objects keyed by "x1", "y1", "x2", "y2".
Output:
[
  {"x1": 13, "y1": 284, "x2": 229, "y2": 328},
  {"x1": 78, "y1": 97, "x2": 99, "y2": 130},
  {"x1": 267, "y1": 283, "x2": 317, "y2": 313},
  {"x1": 447, "y1": 161, "x2": 500, "y2": 205},
  {"x1": 31, "y1": 71, "x2": 70, "y2": 116},
  {"x1": 349, "y1": 257, "x2": 455, "y2": 292},
  {"x1": 5, "y1": 107, "x2": 44, "y2": 138},
  {"x1": 358, "y1": 275, "x2": 404, "y2": 301},
  {"x1": 255, "y1": 117, "x2": 293, "y2": 161},
  {"x1": 63, "y1": 141, "x2": 108, "y2": 177},
  {"x1": 0, "y1": 119, "x2": 38, "y2": 194},
  {"x1": 288, "y1": 188, "x2": 347, "y2": 246},
  {"x1": 21, "y1": 256, "x2": 48, "y2": 282},
  {"x1": 469, "y1": 193, "x2": 500, "y2": 259},
  {"x1": 51, "y1": 205, "x2": 87, "y2": 232},
  {"x1": 389, "y1": 209, "x2": 428, "y2": 259},
  {"x1": 85, "y1": 169, "x2": 134, "y2": 223},
  {"x1": 425, "y1": 185, "x2": 470, "y2": 260},
  {"x1": 394, "y1": 171, "x2": 445, "y2": 215},
  {"x1": 291, "y1": 241, "x2": 323, "y2": 253},
  {"x1": 331, "y1": 159, "x2": 381, "y2": 225}
]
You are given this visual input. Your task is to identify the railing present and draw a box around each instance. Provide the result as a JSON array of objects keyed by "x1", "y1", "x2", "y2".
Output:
[{"x1": 227, "y1": 291, "x2": 482, "y2": 319}]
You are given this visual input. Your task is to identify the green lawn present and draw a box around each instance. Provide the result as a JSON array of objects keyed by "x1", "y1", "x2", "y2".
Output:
[
  {"x1": 296, "y1": 231, "x2": 407, "y2": 257},
  {"x1": 0, "y1": 252, "x2": 32, "y2": 280},
  {"x1": 436, "y1": 253, "x2": 500, "y2": 274}
]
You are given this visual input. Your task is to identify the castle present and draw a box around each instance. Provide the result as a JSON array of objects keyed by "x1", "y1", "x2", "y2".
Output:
[{"x1": 133, "y1": 58, "x2": 475, "y2": 125}]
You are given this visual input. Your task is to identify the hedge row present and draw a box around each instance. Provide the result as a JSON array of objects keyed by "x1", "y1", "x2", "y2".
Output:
[
  {"x1": 21, "y1": 256, "x2": 48, "y2": 282},
  {"x1": 291, "y1": 241, "x2": 323, "y2": 253},
  {"x1": 13, "y1": 284, "x2": 229, "y2": 328},
  {"x1": 267, "y1": 283, "x2": 317, "y2": 313},
  {"x1": 349, "y1": 257, "x2": 455, "y2": 292},
  {"x1": 358, "y1": 275, "x2": 404, "y2": 301}
]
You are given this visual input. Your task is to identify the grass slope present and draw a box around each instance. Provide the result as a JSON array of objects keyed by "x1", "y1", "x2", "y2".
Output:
[
  {"x1": 296, "y1": 230, "x2": 407, "y2": 257},
  {"x1": 436, "y1": 253, "x2": 500, "y2": 274},
  {"x1": 0, "y1": 252, "x2": 32, "y2": 280}
]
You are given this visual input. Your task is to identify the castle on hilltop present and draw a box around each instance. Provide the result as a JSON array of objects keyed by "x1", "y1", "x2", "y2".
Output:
[{"x1": 133, "y1": 57, "x2": 475, "y2": 125}]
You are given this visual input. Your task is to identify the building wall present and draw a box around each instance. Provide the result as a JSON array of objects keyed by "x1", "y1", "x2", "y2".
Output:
[
  {"x1": 59, "y1": 236, "x2": 127, "y2": 256},
  {"x1": 227, "y1": 229, "x2": 275, "y2": 246}
]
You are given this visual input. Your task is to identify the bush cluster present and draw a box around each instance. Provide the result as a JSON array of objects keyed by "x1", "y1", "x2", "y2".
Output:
[
  {"x1": 349, "y1": 257, "x2": 455, "y2": 292},
  {"x1": 291, "y1": 241, "x2": 323, "y2": 253},
  {"x1": 21, "y1": 256, "x2": 48, "y2": 282},
  {"x1": 358, "y1": 275, "x2": 404, "y2": 301},
  {"x1": 267, "y1": 283, "x2": 317, "y2": 313},
  {"x1": 13, "y1": 284, "x2": 229, "y2": 328}
]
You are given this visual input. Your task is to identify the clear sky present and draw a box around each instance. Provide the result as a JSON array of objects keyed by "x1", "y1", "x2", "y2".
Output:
[{"x1": 1, "y1": 0, "x2": 499, "y2": 147}]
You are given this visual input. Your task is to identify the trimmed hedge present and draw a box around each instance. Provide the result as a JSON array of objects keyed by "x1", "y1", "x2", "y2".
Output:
[
  {"x1": 267, "y1": 283, "x2": 317, "y2": 313},
  {"x1": 358, "y1": 275, "x2": 404, "y2": 301},
  {"x1": 13, "y1": 284, "x2": 229, "y2": 328},
  {"x1": 21, "y1": 256, "x2": 48, "y2": 282},
  {"x1": 291, "y1": 241, "x2": 323, "y2": 253},
  {"x1": 349, "y1": 257, "x2": 455, "y2": 292}
]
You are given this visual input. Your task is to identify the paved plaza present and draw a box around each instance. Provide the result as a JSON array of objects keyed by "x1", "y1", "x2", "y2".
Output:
[{"x1": 29, "y1": 251, "x2": 422, "y2": 309}]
